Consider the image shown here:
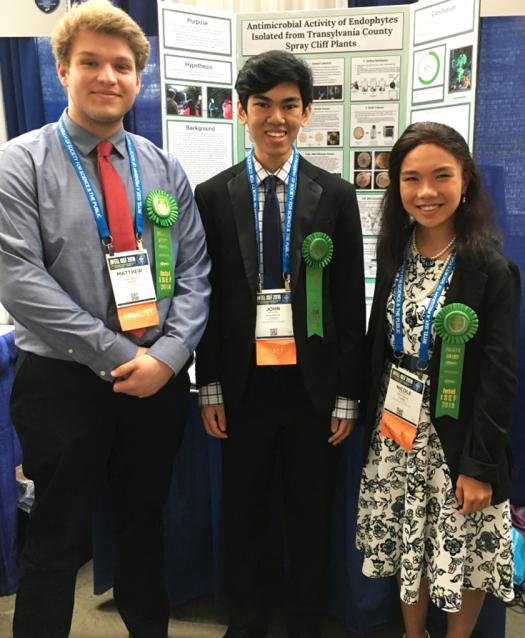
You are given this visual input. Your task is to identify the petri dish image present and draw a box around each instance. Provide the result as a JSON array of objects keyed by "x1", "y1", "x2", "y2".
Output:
[
  {"x1": 353, "y1": 126, "x2": 365, "y2": 140},
  {"x1": 356, "y1": 151, "x2": 372, "y2": 169},
  {"x1": 355, "y1": 171, "x2": 371, "y2": 189},
  {"x1": 375, "y1": 171, "x2": 390, "y2": 189},
  {"x1": 375, "y1": 152, "x2": 390, "y2": 169}
]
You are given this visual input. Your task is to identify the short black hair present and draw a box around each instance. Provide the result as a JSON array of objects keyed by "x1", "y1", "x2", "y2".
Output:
[{"x1": 235, "y1": 50, "x2": 313, "y2": 112}]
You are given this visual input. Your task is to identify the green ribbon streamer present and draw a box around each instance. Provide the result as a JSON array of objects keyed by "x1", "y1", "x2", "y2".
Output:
[
  {"x1": 145, "y1": 190, "x2": 178, "y2": 299},
  {"x1": 152, "y1": 226, "x2": 174, "y2": 300},
  {"x1": 434, "y1": 303, "x2": 479, "y2": 419},
  {"x1": 302, "y1": 232, "x2": 333, "y2": 337}
]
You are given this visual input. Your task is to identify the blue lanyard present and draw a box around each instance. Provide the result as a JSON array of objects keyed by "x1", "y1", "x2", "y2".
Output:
[
  {"x1": 246, "y1": 147, "x2": 299, "y2": 281},
  {"x1": 393, "y1": 252, "x2": 456, "y2": 369},
  {"x1": 57, "y1": 116, "x2": 144, "y2": 249}
]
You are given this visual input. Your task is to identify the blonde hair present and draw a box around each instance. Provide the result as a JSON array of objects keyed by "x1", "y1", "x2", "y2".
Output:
[{"x1": 51, "y1": 0, "x2": 150, "y2": 72}]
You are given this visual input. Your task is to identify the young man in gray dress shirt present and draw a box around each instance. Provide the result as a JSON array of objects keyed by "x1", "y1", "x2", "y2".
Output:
[{"x1": 0, "y1": 2, "x2": 210, "y2": 637}]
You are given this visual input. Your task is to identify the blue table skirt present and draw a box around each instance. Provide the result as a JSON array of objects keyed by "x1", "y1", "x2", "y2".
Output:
[{"x1": 92, "y1": 394, "x2": 507, "y2": 637}]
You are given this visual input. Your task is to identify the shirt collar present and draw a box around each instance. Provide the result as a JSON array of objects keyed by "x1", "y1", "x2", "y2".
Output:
[
  {"x1": 61, "y1": 109, "x2": 127, "y2": 158},
  {"x1": 253, "y1": 153, "x2": 294, "y2": 187}
]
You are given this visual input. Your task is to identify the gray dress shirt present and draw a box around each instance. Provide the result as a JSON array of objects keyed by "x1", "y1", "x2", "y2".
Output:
[{"x1": 0, "y1": 111, "x2": 210, "y2": 380}]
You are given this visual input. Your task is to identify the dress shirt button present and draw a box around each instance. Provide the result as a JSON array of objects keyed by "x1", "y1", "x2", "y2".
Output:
[
  {"x1": 100, "y1": 370, "x2": 106, "y2": 377},
  {"x1": 68, "y1": 348, "x2": 74, "y2": 354}
]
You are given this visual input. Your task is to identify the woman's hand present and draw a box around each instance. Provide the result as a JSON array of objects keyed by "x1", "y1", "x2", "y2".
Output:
[{"x1": 455, "y1": 474, "x2": 493, "y2": 515}]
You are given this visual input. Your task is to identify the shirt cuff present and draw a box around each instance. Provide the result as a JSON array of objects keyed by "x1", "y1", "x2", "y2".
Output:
[
  {"x1": 198, "y1": 382, "x2": 224, "y2": 406},
  {"x1": 331, "y1": 396, "x2": 358, "y2": 420}
]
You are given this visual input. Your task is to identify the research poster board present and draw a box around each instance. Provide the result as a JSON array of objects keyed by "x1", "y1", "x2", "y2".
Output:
[{"x1": 158, "y1": 0, "x2": 480, "y2": 308}]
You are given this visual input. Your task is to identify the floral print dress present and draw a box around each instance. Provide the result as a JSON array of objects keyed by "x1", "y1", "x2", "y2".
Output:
[{"x1": 356, "y1": 245, "x2": 514, "y2": 611}]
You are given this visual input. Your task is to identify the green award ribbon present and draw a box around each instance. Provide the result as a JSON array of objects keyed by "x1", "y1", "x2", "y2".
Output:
[
  {"x1": 145, "y1": 190, "x2": 178, "y2": 300},
  {"x1": 302, "y1": 232, "x2": 333, "y2": 337},
  {"x1": 434, "y1": 303, "x2": 479, "y2": 419}
]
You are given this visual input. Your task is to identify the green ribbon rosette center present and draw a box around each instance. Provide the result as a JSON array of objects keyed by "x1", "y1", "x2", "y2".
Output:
[
  {"x1": 434, "y1": 303, "x2": 479, "y2": 419},
  {"x1": 302, "y1": 232, "x2": 333, "y2": 337},
  {"x1": 145, "y1": 190, "x2": 178, "y2": 300}
]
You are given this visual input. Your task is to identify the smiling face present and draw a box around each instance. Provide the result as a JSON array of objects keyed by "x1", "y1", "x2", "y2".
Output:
[
  {"x1": 57, "y1": 29, "x2": 141, "y2": 138},
  {"x1": 238, "y1": 81, "x2": 311, "y2": 173},
  {"x1": 399, "y1": 142, "x2": 467, "y2": 238}
]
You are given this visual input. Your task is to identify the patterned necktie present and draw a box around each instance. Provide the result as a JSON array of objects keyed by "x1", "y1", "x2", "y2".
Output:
[
  {"x1": 96, "y1": 141, "x2": 136, "y2": 252},
  {"x1": 97, "y1": 141, "x2": 144, "y2": 337},
  {"x1": 262, "y1": 175, "x2": 282, "y2": 289}
]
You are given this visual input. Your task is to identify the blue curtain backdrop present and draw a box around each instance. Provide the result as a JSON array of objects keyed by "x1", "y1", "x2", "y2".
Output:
[{"x1": 0, "y1": 0, "x2": 524, "y2": 628}]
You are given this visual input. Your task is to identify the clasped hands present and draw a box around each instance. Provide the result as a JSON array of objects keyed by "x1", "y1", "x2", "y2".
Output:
[{"x1": 111, "y1": 346, "x2": 174, "y2": 398}]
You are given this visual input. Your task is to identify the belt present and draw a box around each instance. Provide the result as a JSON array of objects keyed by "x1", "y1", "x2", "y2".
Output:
[{"x1": 388, "y1": 349, "x2": 427, "y2": 374}]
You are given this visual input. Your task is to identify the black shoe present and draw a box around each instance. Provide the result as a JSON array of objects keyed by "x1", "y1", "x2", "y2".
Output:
[{"x1": 223, "y1": 624, "x2": 266, "y2": 638}]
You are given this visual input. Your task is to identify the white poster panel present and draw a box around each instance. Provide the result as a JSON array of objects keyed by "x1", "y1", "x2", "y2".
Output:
[
  {"x1": 412, "y1": 45, "x2": 446, "y2": 104},
  {"x1": 165, "y1": 55, "x2": 232, "y2": 85},
  {"x1": 241, "y1": 13, "x2": 404, "y2": 56},
  {"x1": 414, "y1": 0, "x2": 475, "y2": 46},
  {"x1": 297, "y1": 104, "x2": 344, "y2": 148},
  {"x1": 357, "y1": 194, "x2": 382, "y2": 235},
  {"x1": 302, "y1": 151, "x2": 343, "y2": 176},
  {"x1": 163, "y1": 9, "x2": 232, "y2": 56},
  {"x1": 166, "y1": 121, "x2": 233, "y2": 190},
  {"x1": 350, "y1": 103, "x2": 399, "y2": 147},
  {"x1": 351, "y1": 56, "x2": 401, "y2": 101},
  {"x1": 309, "y1": 58, "x2": 345, "y2": 101},
  {"x1": 411, "y1": 103, "x2": 470, "y2": 143}
]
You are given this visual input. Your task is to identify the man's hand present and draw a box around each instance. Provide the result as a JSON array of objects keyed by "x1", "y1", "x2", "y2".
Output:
[
  {"x1": 328, "y1": 418, "x2": 355, "y2": 445},
  {"x1": 201, "y1": 404, "x2": 228, "y2": 439},
  {"x1": 455, "y1": 474, "x2": 493, "y2": 515},
  {"x1": 111, "y1": 348, "x2": 174, "y2": 398}
]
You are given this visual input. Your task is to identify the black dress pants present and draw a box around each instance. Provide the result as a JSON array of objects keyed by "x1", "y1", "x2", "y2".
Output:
[
  {"x1": 10, "y1": 353, "x2": 189, "y2": 638},
  {"x1": 222, "y1": 365, "x2": 341, "y2": 634}
]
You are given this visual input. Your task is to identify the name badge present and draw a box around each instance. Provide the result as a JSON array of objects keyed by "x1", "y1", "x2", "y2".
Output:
[
  {"x1": 255, "y1": 288, "x2": 296, "y2": 365},
  {"x1": 106, "y1": 250, "x2": 160, "y2": 331},
  {"x1": 380, "y1": 365, "x2": 426, "y2": 450}
]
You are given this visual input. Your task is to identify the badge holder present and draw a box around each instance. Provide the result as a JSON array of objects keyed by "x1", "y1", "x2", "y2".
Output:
[
  {"x1": 380, "y1": 356, "x2": 427, "y2": 451},
  {"x1": 255, "y1": 281, "x2": 296, "y2": 366}
]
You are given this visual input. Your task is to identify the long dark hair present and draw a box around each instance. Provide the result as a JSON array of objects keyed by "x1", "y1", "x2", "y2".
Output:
[{"x1": 377, "y1": 121, "x2": 501, "y2": 274}]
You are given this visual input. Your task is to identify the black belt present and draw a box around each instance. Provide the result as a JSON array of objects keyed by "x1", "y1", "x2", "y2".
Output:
[{"x1": 388, "y1": 349, "x2": 427, "y2": 374}]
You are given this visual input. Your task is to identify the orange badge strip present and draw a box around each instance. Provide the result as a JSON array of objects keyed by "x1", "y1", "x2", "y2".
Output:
[
  {"x1": 117, "y1": 301, "x2": 159, "y2": 331},
  {"x1": 380, "y1": 410, "x2": 417, "y2": 451},
  {"x1": 256, "y1": 338, "x2": 297, "y2": 366}
]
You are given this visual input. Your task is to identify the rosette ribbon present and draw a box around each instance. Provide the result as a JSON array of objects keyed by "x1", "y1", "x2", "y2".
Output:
[
  {"x1": 145, "y1": 190, "x2": 178, "y2": 299},
  {"x1": 302, "y1": 232, "x2": 333, "y2": 337},
  {"x1": 434, "y1": 303, "x2": 478, "y2": 418}
]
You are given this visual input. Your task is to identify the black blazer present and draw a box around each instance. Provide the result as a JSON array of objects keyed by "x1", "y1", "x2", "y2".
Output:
[
  {"x1": 195, "y1": 157, "x2": 365, "y2": 415},
  {"x1": 364, "y1": 243, "x2": 521, "y2": 503}
]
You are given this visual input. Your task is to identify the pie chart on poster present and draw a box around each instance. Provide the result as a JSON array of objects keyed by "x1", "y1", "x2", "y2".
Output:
[{"x1": 418, "y1": 51, "x2": 440, "y2": 86}]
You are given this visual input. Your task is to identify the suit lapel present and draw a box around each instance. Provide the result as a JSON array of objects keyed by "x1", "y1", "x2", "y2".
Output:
[
  {"x1": 290, "y1": 160, "x2": 322, "y2": 293},
  {"x1": 445, "y1": 256, "x2": 487, "y2": 309},
  {"x1": 228, "y1": 165, "x2": 258, "y2": 301}
]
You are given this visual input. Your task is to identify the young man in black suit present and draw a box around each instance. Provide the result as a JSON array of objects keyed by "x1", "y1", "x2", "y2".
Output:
[{"x1": 195, "y1": 50, "x2": 365, "y2": 638}]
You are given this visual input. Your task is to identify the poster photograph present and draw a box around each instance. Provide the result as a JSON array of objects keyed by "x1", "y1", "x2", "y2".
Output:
[
  {"x1": 449, "y1": 45, "x2": 473, "y2": 93},
  {"x1": 206, "y1": 87, "x2": 233, "y2": 119},
  {"x1": 351, "y1": 150, "x2": 390, "y2": 191},
  {"x1": 165, "y1": 84, "x2": 202, "y2": 117}
]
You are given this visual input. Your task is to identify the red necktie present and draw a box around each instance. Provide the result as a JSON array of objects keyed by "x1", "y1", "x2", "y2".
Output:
[
  {"x1": 97, "y1": 141, "x2": 144, "y2": 337},
  {"x1": 96, "y1": 141, "x2": 136, "y2": 252}
]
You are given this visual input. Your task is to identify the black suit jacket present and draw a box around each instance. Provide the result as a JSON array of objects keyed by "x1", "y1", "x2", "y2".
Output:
[
  {"x1": 195, "y1": 157, "x2": 365, "y2": 415},
  {"x1": 364, "y1": 242, "x2": 521, "y2": 503}
]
